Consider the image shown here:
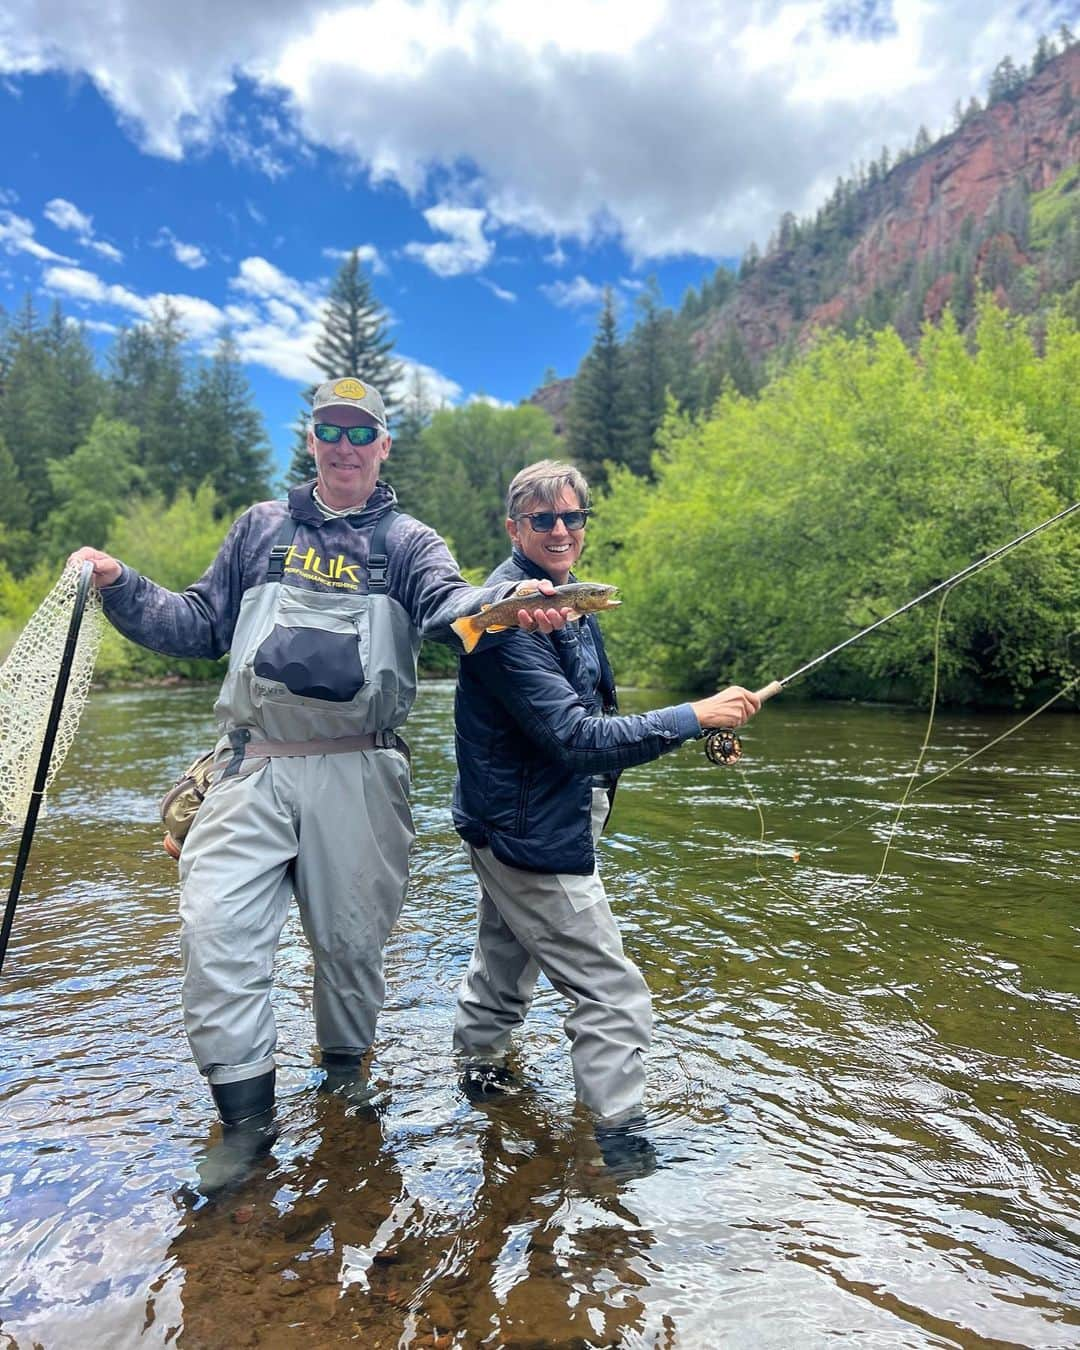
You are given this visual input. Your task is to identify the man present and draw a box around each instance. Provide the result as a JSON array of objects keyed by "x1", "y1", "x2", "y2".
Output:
[
  {"x1": 69, "y1": 377, "x2": 568, "y2": 1192},
  {"x1": 452, "y1": 460, "x2": 760, "y2": 1171}
]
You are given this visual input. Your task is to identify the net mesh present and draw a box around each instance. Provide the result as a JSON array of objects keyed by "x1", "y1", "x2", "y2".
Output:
[{"x1": 0, "y1": 564, "x2": 104, "y2": 830}]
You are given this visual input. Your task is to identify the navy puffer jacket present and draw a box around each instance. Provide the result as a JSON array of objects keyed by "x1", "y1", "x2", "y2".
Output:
[{"x1": 452, "y1": 550, "x2": 701, "y2": 875}]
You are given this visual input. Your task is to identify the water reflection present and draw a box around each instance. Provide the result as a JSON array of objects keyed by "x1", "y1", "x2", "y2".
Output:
[
  {"x1": 165, "y1": 1075, "x2": 667, "y2": 1347},
  {"x1": 0, "y1": 685, "x2": 1078, "y2": 1347}
]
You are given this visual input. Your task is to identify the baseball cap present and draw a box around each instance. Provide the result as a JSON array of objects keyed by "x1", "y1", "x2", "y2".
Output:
[{"x1": 311, "y1": 377, "x2": 387, "y2": 429}]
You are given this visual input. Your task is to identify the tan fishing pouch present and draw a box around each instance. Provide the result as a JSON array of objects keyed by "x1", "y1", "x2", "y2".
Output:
[{"x1": 160, "y1": 750, "x2": 218, "y2": 859}]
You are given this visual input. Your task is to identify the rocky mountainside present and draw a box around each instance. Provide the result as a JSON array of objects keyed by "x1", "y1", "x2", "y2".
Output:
[
  {"x1": 529, "y1": 43, "x2": 1080, "y2": 434},
  {"x1": 695, "y1": 44, "x2": 1080, "y2": 362}
]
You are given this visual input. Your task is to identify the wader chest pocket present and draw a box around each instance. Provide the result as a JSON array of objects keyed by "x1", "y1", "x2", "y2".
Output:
[{"x1": 254, "y1": 625, "x2": 364, "y2": 702}]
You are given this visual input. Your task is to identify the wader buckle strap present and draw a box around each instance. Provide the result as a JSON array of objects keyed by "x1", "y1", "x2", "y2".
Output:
[
  {"x1": 366, "y1": 507, "x2": 398, "y2": 593},
  {"x1": 223, "y1": 727, "x2": 252, "y2": 778},
  {"x1": 267, "y1": 511, "x2": 300, "y2": 581},
  {"x1": 242, "y1": 732, "x2": 407, "y2": 759}
]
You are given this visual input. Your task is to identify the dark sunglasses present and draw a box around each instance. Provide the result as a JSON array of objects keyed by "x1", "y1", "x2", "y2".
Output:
[
  {"x1": 516, "y1": 509, "x2": 592, "y2": 532},
  {"x1": 313, "y1": 422, "x2": 381, "y2": 446}
]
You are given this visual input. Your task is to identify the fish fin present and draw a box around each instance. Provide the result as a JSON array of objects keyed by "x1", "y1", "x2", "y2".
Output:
[
  {"x1": 485, "y1": 622, "x2": 510, "y2": 633},
  {"x1": 451, "y1": 614, "x2": 488, "y2": 654}
]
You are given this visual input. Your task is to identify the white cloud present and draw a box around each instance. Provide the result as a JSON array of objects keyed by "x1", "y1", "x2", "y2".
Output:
[
  {"x1": 44, "y1": 197, "x2": 92, "y2": 234},
  {"x1": 173, "y1": 240, "x2": 207, "y2": 269},
  {"x1": 36, "y1": 249, "x2": 468, "y2": 400},
  {"x1": 230, "y1": 254, "x2": 322, "y2": 313},
  {"x1": 43, "y1": 196, "x2": 124, "y2": 262},
  {"x1": 403, "y1": 204, "x2": 493, "y2": 277},
  {"x1": 43, "y1": 265, "x2": 230, "y2": 344},
  {"x1": 2, "y1": 3, "x2": 1066, "y2": 258},
  {"x1": 479, "y1": 277, "x2": 516, "y2": 302},
  {"x1": 396, "y1": 357, "x2": 461, "y2": 408},
  {"x1": 540, "y1": 275, "x2": 605, "y2": 309},
  {"x1": 0, "y1": 209, "x2": 75, "y2": 263},
  {"x1": 90, "y1": 239, "x2": 123, "y2": 262},
  {"x1": 322, "y1": 243, "x2": 387, "y2": 275},
  {"x1": 154, "y1": 226, "x2": 208, "y2": 269},
  {"x1": 467, "y1": 392, "x2": 514, "y2": 408},
  {"x1": 2, "y1": 1, "x2": 1062, "y2": 259},
  {"x1": 42, "y1": 265, "x2": 155, "y2": 325},
  {"x1": 41, "y1": 257, "x2": 319, "y2": 377}
]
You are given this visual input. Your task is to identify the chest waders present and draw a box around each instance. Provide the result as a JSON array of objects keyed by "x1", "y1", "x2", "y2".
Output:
[{"x1": 185, "y1": 507, "x2": 414, "y2": 1195}]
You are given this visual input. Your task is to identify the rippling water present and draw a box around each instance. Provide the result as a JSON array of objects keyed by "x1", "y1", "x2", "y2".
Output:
[{"x1": 1, "y1": 685, "x2": 1077, "y2": 1349}]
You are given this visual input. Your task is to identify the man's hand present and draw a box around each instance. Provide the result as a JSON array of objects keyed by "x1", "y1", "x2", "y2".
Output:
[
  {"x1": 690, "y1": 686, "x2": 762, "y2": 729},
  {"x1": 66, "y1": 547, "x2": 123, "y2": 589},
  {"x1": 512, "y1": 578, "x2": 572, "y2": 634}
]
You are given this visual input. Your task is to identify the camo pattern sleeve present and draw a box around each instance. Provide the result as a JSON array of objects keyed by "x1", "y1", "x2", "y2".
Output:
[
  {"x1": 385, "y1": 515, "x2": 518, "y2": 647},
  {"x1": 98, "y1": 501, "x2": 285, "y2": 659}
]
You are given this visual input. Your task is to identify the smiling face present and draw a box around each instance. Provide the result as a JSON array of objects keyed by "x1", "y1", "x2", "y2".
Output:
[
  {"x1": 507, "y1": 485, "x2": 586, "y2": 585},
  {"x1": 309, "y1": 404, "x2": 391, "y2": 510}
]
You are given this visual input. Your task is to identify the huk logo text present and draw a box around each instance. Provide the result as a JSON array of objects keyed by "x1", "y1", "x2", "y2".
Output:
[{"x1": 283, "y1": 544, "x2": 362, "y2": 589}]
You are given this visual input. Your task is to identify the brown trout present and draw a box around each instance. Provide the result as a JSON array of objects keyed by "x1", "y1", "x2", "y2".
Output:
[{"x1": 451, "y1": 581, "x2": 621, "y2": 653}]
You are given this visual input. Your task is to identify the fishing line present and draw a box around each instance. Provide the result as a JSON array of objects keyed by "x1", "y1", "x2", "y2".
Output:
[
  {"x1": 792, "y1": 674, "x2": 1079, "y2": 857},
  {"x1": 736, "y1": 537, "x2": 1078, "y2": 902}
]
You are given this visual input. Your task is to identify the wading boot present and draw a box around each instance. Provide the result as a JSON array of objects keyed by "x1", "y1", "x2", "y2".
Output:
[
  {"x1": 460, "y1": 1059, "x2": 522, "y2": 1103},
  {"x1": 317, "y1": 1051, "x2": 385, "y2": 1114},
  {"x1": 594, "y1": 1112, "x2": 658, "y2": 1179},
  {"x1": 197, "y1": 1069, "x2": 278, "y2": 1197}
]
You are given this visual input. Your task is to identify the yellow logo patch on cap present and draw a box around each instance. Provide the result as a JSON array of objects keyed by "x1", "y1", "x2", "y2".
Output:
[{"x1": 332, "y1": 378, "x2": 366, "y2": 400}]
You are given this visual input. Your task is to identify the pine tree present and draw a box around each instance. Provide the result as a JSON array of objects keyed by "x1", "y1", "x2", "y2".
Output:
[
  {"x1": 109, "y1": 301, "x2": 189, "y2": 500},
  {"x1": 0, "y1": 297, "x2": 57, "y2": 521},
  {"x1": 0, "y1": 430, "x2": 31, "y2": 572},
  {"x1": 1031, "y1": 34, "x2": 1055, "y2": 76},
  {"x1": 704, "y1": 325, "x2": 759, "y2": 406},
  {"x1": 187, "y1": 330, "x2": 273, "y2": 510},
  {"x1": 624, "y1": 278, "x2": 672, "y2": 476},
  {"x1": 566, "y1": 288, "x2": 635, "y2": 490},
  {"x1": 382, "y1": 367, "x2": 436, "y2": 516},
  {"x1": 287, "y1": 250, "x2": 403, "y2": 483}
]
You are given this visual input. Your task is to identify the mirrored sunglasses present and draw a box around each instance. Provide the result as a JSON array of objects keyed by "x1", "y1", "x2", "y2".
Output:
[{"x1": 314, "y1": 422, "x2": 380, "y2": 446}]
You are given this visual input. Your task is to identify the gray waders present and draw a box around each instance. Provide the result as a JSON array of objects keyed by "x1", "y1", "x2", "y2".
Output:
[
  {"x1": 454, "y1": 788, "x2": 652, "y2": 1123},
  {"x1": 178, "y1": 509, "x2": 416, "y2": 1142}
]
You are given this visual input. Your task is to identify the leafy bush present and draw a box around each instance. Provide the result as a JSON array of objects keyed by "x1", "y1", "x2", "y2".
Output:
[{"x1": 592, "y1": 298, "x2": 1079, "y2": 707}]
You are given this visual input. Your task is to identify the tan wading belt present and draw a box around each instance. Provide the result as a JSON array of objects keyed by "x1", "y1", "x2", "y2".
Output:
[
  {"x1": 221, "y1": 728, "x2": 410, "y2": 776},
  {"x1": 248, "y1": 731, "x2": 409, "y2": 760}
]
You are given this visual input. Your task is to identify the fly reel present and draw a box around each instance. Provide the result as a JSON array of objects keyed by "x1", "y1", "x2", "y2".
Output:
[{"x1": 703, "y1": 729, "x2": 743, "y2": 766}]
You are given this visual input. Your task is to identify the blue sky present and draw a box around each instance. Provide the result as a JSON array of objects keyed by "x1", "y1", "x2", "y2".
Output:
[{"x1": 0, "y1": 1, "x2": 1071, "y2": 476}]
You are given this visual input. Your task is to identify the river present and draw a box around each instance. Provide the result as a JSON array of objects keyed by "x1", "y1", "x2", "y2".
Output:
[{"x1": 0, "y1": 684, "x2": 1077, "y2": 1349}]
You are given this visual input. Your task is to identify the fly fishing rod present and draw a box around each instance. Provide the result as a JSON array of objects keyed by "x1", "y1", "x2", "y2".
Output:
[
  {"x1": 0, "y1": 562, "x2": 95, "y2": 976},
  {"x1": 704, "y1": 501, "x2": 1080, "y2": 766}
]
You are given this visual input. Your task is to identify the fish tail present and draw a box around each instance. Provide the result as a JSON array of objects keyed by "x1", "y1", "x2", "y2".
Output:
[{"x1": 451, "y1": 613, "x2": 488, "y2": 654}]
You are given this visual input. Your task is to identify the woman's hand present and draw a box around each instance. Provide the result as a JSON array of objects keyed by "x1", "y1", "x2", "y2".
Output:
[{"x1": 690, "y1": 686, "x2": 762, "y2": 729}]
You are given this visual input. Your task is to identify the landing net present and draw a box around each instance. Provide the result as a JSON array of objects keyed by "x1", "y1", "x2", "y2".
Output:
[{"x1": 0, "y1": 564, "x2": 104, "y2": 829}]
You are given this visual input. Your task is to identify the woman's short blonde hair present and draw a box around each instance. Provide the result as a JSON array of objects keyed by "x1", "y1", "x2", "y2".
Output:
[{"x1": 506, "y1": 460, "x2": 590, "y2": 520}]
